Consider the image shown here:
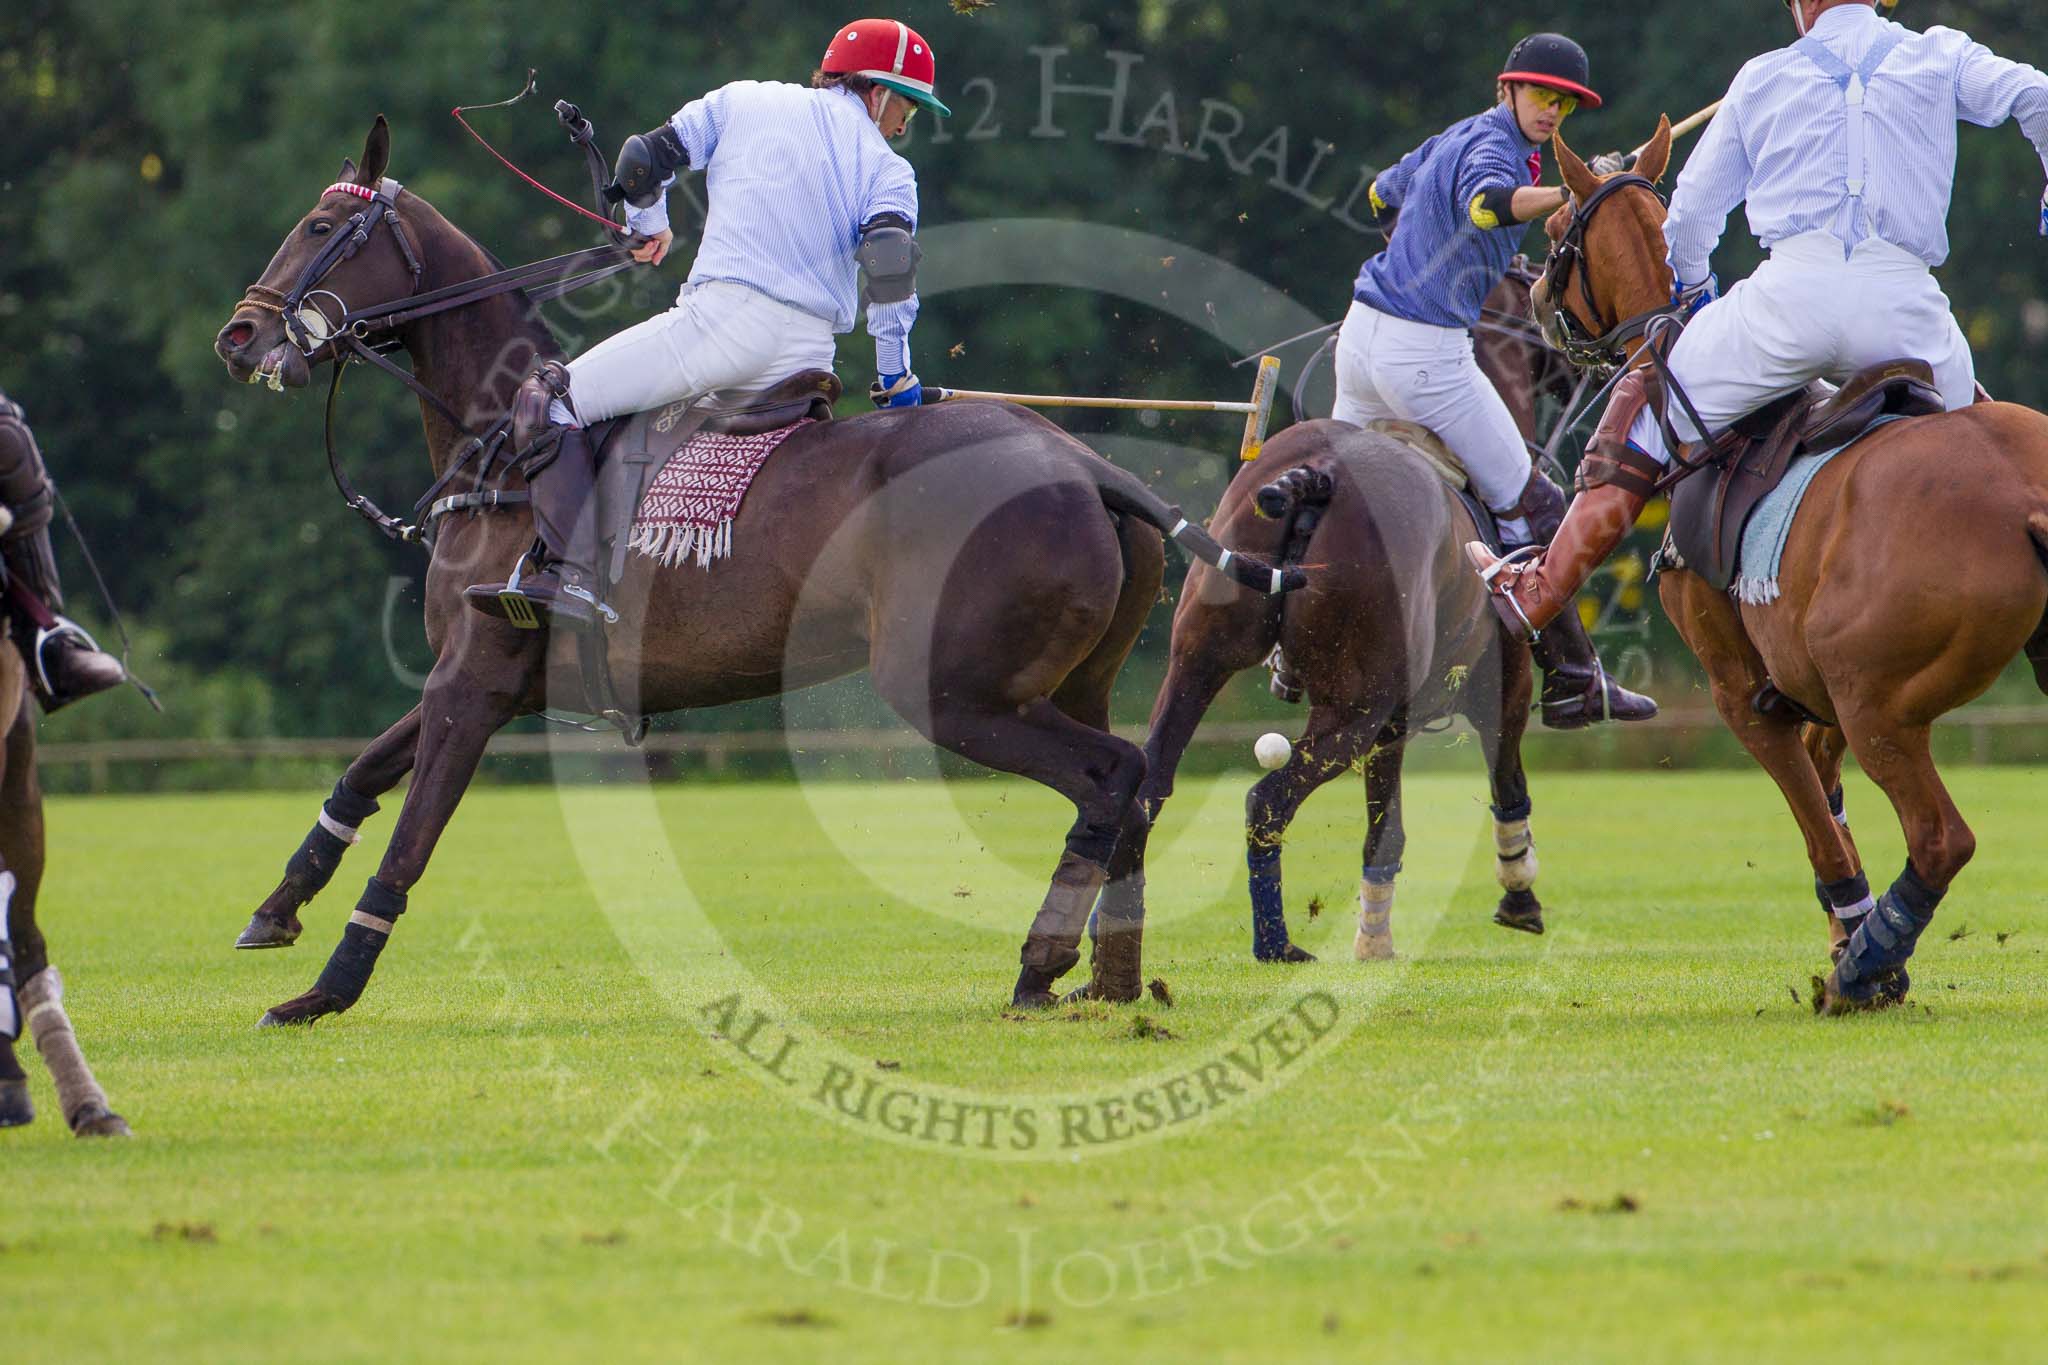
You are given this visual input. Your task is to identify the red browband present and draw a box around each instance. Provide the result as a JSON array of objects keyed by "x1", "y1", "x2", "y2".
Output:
[{"x1": 322, "y1": 182, "x2": 378, "y2": 201}]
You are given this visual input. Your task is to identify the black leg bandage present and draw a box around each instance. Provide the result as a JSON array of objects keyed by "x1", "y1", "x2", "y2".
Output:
[
  {"x1": 1816, "y1": 871, "x2": 1872, "y2": 919},
  {"x1": 284, "y1": 779, "x2": 382, "y2": 898},
  {"x1": 313, "y1": 877, "x2": 407, "y2": 1007},
  {"x1": 1836, "y1": 862, "x2": 1940, "y2": 995}
]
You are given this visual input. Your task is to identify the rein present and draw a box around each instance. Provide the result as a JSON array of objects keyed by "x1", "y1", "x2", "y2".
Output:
[{"x1": 237, "y1": 177, "x2": 638, "y2": 548}]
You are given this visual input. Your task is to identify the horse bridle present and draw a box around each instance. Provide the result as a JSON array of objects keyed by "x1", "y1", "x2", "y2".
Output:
[
  {"x1": 234, "y1": 178, "x2": 637, "y2": 545},
  {"x1": 1537, "y1": 173, "x2": 1686, "y2": 373},
  {"x1": 1536, "y1": 171, "x2": 1725, "y2": 488}
]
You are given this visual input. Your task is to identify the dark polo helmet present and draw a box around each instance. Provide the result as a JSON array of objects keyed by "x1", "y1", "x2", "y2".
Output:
[{"x1": 1500, "y1": 33, "x2": 1603, "y2": 109}]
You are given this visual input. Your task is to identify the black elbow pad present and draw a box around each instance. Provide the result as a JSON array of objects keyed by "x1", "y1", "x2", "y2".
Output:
[
  {"x1": 607, "y1": 123, "x2": 688, "y2": 209},
  {"x1": 1469, "y1": 185, "x2": 1518, "y2": 231},
  {"x1": 856, "y1": 214, "x2": 921, "y2": 305}
]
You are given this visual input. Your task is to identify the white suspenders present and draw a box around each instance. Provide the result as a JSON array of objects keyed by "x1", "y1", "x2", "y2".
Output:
[{"x1": 1796, "y1": 27, "x2": 1911, "y2": 255}]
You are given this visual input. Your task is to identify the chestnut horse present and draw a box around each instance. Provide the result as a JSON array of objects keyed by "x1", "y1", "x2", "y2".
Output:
[
  {"x1": 0, "y1": 633, "x2": 128, "y2": 1136},
  {"x1": 1537, "y1": 121, "x2": 2048, "y2": 1012},
  {"x1": 213, "y1": 118, "x2": 1297, "y2": 1023}
]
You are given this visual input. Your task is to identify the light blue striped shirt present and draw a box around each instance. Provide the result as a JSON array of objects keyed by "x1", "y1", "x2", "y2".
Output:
[
  {"x1": 627, "y1": 81, "x2": 920, "y2": 376},
  {"x1": 1665, "y1": 4, "x2": 2048, "y2": 285}
]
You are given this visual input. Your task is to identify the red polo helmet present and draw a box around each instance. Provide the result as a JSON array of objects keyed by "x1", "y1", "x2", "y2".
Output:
[{"x1": 822, "y1": 19, "x2": 951, "y2": 117}]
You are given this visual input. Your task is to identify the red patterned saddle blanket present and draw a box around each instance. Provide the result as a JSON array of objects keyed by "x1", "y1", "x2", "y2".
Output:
[{"x1": 627, "y1": 419, "x2": 815, "y2": 569}]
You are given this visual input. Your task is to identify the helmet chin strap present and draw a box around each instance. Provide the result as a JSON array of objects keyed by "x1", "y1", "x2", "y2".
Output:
[{"x1": 1792, "y1": 0, "x2": 1810, "y2": 36}]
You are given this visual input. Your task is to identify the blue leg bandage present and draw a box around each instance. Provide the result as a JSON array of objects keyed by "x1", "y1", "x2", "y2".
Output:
[{"x1": 1249, "y1": 843, "x2": 1290, "y2": 961}]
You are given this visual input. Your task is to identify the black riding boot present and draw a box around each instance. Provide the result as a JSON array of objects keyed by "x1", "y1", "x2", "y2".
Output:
[
  {"x1": 1529, "y1": 601, "x2": 1659, "y2": 729},
  {"x1": 463, "y1": 424, "x2": 612, "y2": 632},
  {"x1": 1498, "y1": 468, "x2": 1656, "y2": 730},
  {"x1": 3, "y1": 524, "x2": 126, "y2": 713}
]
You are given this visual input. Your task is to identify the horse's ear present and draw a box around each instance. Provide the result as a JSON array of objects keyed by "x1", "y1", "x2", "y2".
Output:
[
  {"x1": 1635, "y1": 114, "x2": 1674, "y2": 186},
  {"x1": 355, "y1": 115, "x2": 391, "y2": 188},
  {"x1": 1553, "y1": 129, "x2": 1600, "y2": 202},
  {"x1": 339, "y1": 156, "x2": 358, "y2": 182}
]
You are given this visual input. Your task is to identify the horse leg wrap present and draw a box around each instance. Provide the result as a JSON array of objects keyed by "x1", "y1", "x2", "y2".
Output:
[
  {"x1": 1248, "y1": 841, "x2": 1290, "y2": 961},
  {"x1": 0, "y1": 870, "x2": 17, "y2": 1042},
  {"x1": 1836, "y1": 863, "x2": 1941, "y2": 997},
  {"x1": 1090, "y1": 878, "x2": 1146, "y2": 1000},
  {"x1": 1355, "y1": 864, "x2": 1398, "y2": 961},
  {"x1": 1020, "y1": 853, "x2": 1103, "y2": 975},
  {"x1": 285, "y1": 779, "x2": 382, "y2": 897},
  {"x1": 1827, "y1": 786, "x2": 1849, "y2": 830},
  {"x1": 1492, "y1": 803, "x2": 1539, "y2": 894},
  {"x1": 19, "y1": 967, "x2": 108, "y2": 1128},
  {"x1": 1816, "y1": 872, "x2": 1874, "y2": 924},
  {"x1": 314, "y1": 878, "x2": 407, "y2": 1008}
]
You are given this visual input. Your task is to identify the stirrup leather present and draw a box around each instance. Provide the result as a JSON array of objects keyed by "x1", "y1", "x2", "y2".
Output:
[{"x1": 1473, "y1": 544, "x2": 1544, "y2": 639}]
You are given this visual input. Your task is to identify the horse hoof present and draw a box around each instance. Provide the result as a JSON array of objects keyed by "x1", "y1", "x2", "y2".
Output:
[
  {"x1": 68, "y1": 1103, "x2": 131, "y2": 1138},
  {"x1": 1814, "y1": 963, "x2": 1911, "y2": 1016},
  {"x1": 1010, "y1": 989, "x2": 1058, "y2": 1010},
  {"x1": 0, "y1": 1078, "x2": 32, "y2": 1128},
  {"x1": 236, "y1": 911, "x2": 302, "y2": 950},
  {"x1": 1493, "y1": 894, "x2": 1545, "y2": 935},
  {"x1": 257, "y1": 987, "x2": 345, "y2": 1028},
  {"x1": 1255, "y1": 942, "x2": 1316, "y2": 964},
  {"x1": 1062, "y1": 975, "x2": 1142, "y2": 1006},
  {"x1": 1353, "y1": 931, "x2": 1396, "y2": 961}
]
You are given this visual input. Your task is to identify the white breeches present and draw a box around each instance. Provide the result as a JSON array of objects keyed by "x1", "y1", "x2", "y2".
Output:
[
  {"x1": 1331, "y1": 299, "x2": 1533, "y2": 515},
  {"x1": 1629, "y1": 231, "x2": 1978, "y2": 460},
  {"x1": 556, "y1": 280, "x2": 839, "y2": 427}
]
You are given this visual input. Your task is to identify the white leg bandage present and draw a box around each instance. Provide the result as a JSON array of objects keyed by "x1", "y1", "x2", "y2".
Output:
[
  {"x1": 1495, "y1": 817, "x2": 1539, "y2": 893},
  {"x1": 0, "y1": 871, "x2": 16, "y2": 1042},
  {"x1": 20, "y1": 967, "x2": 109, "y2": 1125},
  {"x1": 1354, "y1": 879, "x2": 1396, "y2": 961}
]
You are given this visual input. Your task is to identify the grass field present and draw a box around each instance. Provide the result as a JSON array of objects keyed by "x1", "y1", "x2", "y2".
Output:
[{"x1": 7, "y1": 759, "x2": 2048, "y2": 1362}]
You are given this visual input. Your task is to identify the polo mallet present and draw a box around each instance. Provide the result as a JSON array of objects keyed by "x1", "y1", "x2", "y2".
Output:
[
  {"x1": 930, "y1": 355, "x2": 1285, "y2": 461},
  {"x1": 1618, "y1": 100, "x2": 1723, "y2": 170}
]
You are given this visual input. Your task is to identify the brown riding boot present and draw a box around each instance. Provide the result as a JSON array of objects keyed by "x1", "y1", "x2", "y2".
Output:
[
  {"x1": 3, "y1": 526, "x2": 126, "y2": 713},
  {"x1": 1528, "y1": 596, "x2": 1659, "y2": 729},
  {"x1": 464, "y1": 424, "x2": 613, "y2": 632},
  {"x1": 1463, "y1": 482, "x2": 1648, "y2": 640}
]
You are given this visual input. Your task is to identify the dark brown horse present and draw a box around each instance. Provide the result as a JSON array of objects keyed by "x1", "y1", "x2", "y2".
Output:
[
  {"x1": 0, "y1": 638, "x2": 128, "y2": 1136},
  {"x1": 1065, "y1": 267, "x2": 1584, "y2": 988},
  {"x1": 213, "y1": 117, "x2": 1297, "y2": 1022},
  {"x1": 1536, "y1": 126, "x2": 2048, "y2": 1013},
  {"x1": 1075, "y1": 419, "x2": 1540, "y2": 994}
]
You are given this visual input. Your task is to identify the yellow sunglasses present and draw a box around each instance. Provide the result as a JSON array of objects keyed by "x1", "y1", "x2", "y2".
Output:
[{"x1": 1524, "y1": 87, "x2": 1580, "y2": 118}]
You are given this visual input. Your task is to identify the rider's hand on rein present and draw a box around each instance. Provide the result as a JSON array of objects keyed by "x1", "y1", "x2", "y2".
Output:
[
  {"x1": 630, "y1": 230, "x2": 673, "y2": 266},
  {"x1": 1674, "y1": 273, "x2": 1718, "y2": 321}
]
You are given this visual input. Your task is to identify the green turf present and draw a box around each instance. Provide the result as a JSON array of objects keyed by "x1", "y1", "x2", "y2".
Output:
[{"x1": 6, "y1": 762, "x2": 2048, "y2": 1362}]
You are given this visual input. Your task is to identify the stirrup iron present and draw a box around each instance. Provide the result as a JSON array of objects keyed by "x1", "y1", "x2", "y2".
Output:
[{"x1": 1476, "y1": 545, "x2": 1543, "y2": 640}]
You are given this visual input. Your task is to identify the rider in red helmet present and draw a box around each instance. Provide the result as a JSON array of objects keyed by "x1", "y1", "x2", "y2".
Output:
[{"x1": 468, "y1": 19, "x2": 950, "y2": 632}]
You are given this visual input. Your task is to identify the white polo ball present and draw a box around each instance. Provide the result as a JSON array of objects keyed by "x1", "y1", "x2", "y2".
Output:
[{"x1": 1254, "y1": 732, "x2": 1293, "y2": 770}]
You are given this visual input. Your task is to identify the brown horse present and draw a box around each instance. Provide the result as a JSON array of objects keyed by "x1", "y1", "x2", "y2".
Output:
[
  {"x1": 213, "y1": 117, "x2": 1297, "y2": 1023},
  {"x1": 1086, "y1": 291, "x2": 1577, "y2": 983},
  {"x1": 0, "y1": 630, "x2": 128, "y2": 1136},
  {"x1": 1073, "y1": 419, "x2": 1540, "y2": 992},
  {"x1": 1535, "y1": 124, "x2": 2048, "y2": 1013}
]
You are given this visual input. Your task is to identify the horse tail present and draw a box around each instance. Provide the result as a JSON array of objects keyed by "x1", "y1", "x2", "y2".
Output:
[
  {"x1": 1089, "y1": 461, "x2": 1308, "y2": 596},
  {"x1": 1252, "y1": 460, "x2": 1336, "y2": 523}
]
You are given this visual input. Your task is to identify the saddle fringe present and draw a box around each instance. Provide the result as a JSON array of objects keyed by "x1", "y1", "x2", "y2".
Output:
[{"x1": 628, "y1": 519, "x2": 736, "y2": 570}]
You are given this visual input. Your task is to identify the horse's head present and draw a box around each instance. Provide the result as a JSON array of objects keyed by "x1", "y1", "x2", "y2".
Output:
[
  {"x1": 1531, "y1": 116, "x2": 1675, "y2": 366},
  {"x1": 215, "y1": 116, "x2": 424, "y2": 391}
]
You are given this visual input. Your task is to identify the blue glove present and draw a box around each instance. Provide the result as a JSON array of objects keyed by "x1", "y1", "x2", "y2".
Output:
[
  {"x1": 1673, "y1": 273, "x2": 1717, "y2": 321},
  {"x1": 870, "y1": 371, "x2": 923, "y2": 408}
]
